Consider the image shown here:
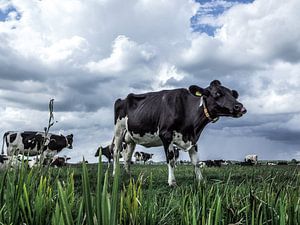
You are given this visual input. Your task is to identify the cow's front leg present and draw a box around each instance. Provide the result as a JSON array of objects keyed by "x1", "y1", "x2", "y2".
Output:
[
  {"x1": 123, "y1": 142, "x2": 135, "y2": 174},
  {"x1": 161, "y1": 134, "x2": 176, "y2": 186},
  {"x1": 188, "y1": 145, "x2": 203, "y2": 181}
]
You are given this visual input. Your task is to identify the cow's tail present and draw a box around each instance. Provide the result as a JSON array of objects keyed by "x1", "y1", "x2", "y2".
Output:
[{"x1": 1, "y1": 132, "x2": 8, "y2": 155}]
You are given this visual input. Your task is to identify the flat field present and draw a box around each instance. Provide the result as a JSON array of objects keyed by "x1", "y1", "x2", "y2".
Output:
[{"x1": 0, "y1": 162, "x2": 299, "y2": 225}]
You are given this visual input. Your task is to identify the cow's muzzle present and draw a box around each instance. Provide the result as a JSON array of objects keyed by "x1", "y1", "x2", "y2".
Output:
[
  {"x1": 233, "y1": 104, "x2": 247, "y2": 117},
  {"x1": 68, "y1": 145, "x2": 73, "y2": 149}
]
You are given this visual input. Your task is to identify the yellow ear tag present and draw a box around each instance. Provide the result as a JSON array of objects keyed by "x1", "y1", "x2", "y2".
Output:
[{"x1": 195, "y1": 91, "x2": 202, "y2": 97}]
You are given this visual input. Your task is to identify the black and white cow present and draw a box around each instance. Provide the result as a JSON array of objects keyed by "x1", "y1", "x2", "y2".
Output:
[
  {"x1": 95, "y1": 143, "x2": 123, "y2": 162},
  {"x1": 112, "y1": 80, "x2": 246, "y2": 186},
  {"x1": 134, "y1": 151, "x2": 153, "y2": 164},
  {"x1": 95, "y1": 144, "x2": 114, "y2": 162},
  {"x1": 50, "y1": 155, "x2": 71, "y2": 167},
  {"x1": 2, "y1": 131, "x2": 73, "y2": 157},
  {"x1": 245, "y1": 154, "x2": 258, "y2": 165}
]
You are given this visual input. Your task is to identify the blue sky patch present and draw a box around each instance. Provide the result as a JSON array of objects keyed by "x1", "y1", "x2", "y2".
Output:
[
  {"x1": 191, "y1": 0, "x2": 255, "y2": 36},
  {"x1": 0, "y1": 6, "x2": 21, "y2": 21}
]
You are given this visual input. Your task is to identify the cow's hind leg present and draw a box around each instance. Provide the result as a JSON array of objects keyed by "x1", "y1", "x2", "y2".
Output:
[
  {"x1": 188, "y1": 145, "x2": 203, "y2": 181},
  {"x1": 123, "y1": 142, "x2": 135, "y2": 174}
]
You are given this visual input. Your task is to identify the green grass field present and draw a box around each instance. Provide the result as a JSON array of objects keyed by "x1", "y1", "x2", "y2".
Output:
[{"x1": 0, "y1": 161, "x2": 299, "y2": 225}]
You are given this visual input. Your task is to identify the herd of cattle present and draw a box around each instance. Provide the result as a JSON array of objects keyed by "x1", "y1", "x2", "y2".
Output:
[
  {"x1": 4, "y1": 79, "x2": 295, "y2": 184},
  {"x1": 1, "y1": 80, "x2": 298, "y2": 184}
]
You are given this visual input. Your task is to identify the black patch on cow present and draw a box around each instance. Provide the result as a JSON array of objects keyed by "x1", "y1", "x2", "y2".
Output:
[{"x1": 9, "y1": 133, "x2": 17, "y2": 143}]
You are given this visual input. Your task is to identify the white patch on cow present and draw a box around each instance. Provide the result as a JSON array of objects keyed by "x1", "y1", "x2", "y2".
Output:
[
  {"x1": 173, "y1": 131, "x2": 193, "y2": 151},
  {"x1": 130, "y1": 130, "x2": 162, "y2": 147}
]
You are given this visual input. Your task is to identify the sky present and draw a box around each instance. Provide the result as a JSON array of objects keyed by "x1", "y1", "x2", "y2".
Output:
[{"x1": 0, "y1": 0, "x2": 300, "y2": 163}]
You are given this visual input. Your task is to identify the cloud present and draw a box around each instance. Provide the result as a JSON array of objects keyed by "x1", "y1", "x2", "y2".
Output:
[{"x1": 0, "y1": 0, "x2": 300, "y2": 162}]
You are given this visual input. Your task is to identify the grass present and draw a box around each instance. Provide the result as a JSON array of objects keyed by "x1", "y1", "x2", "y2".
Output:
[{"x1": 0, "y1": 159, "x2": 299, "y2": 225}]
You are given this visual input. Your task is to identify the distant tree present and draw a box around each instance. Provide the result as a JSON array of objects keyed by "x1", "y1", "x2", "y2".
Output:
[{"x1": 291, "y1": 158, "x2": 298, "y2": 165}]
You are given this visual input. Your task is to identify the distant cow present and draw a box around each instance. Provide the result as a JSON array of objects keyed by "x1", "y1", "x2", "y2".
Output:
[
  {"x1": 245, "y1": 155, "x2": 258, "y2": 165},
  {"x1": 203, "y1": 160, "x2": 225, "y2": 167},
  {"x1": 134, "y1": 152, "x2": 153, "y2": 164},
  {"x1": 239, "y1": 159, "x2": 254, "y2": 166},
  {"x1": 112, "y1": 80, "x2": 246, "y2": 186},
  {"x1": 95, "y1": 145, "x2": 113, "y2": 162},
  {"x1": 277, "y1": 161, "x2": 288, "y2": 165},
  {"x1": 95, "y1": 144, "x2": 123, "y2": 162},
  {"x1": 267, "y1": 162, "x2": 276, "y2": 166},
  {"x1": 50, "y1": 155, "x2": 71, "y2": 167},
  {"x1": 2, "y1": 131, "x2": 73, "y2": 157}
]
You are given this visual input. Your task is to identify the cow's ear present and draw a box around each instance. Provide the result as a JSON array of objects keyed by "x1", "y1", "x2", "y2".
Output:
[
  {"x1": 232, "y1": 90, "x2": 239, "y2": 99},
  {"x1": 189, "y1": 85, "x2": 209, "y2": 97}
]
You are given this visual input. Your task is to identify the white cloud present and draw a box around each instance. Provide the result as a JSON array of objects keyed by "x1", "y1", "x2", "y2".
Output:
[
  {"x1": 86, "y1": 35, "x2": 156, "y2": 74},
  {"x1": 1, "y1": 0, "x2": 300, "y2": 161}
]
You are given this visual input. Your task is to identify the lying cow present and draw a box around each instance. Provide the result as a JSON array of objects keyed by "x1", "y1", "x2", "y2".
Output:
[
  {"x1": 239, "y1": 160, "x2": 254, "y2": 166},
  {"x1": 112, "y1": 80, "x2": 246, "y2": 186},
  {"x1": 134, "y1": 151, "x2": 153, "y2": 164},
  {"x1": 50, "y1": 155, "x2": 71, "y2": 167},
  {"x1": 245, "y1": 154, "x2": 258, "y2": 165},
  {"x1": 203, "y1": 160, "x2": 225, "y2": 167},
  {"x1": 2, "y1": 131, "x2": 73, "y2": 157},
  {"x1": 0, "y1": 154, "x2": 38, "y2": 169}
]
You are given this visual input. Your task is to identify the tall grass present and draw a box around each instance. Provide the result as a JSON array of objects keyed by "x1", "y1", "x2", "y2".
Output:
[{"x1": 0, "y1": 161, "x2": 299, "y2": 225}]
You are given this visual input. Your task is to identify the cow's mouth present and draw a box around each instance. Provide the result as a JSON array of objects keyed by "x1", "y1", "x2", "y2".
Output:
[
  {"x1": 234, "y1": 107, "x2": 247, "y2": 117},
  {"x1": 68, "y1": 145, "x2": 73, "y2": 149}
]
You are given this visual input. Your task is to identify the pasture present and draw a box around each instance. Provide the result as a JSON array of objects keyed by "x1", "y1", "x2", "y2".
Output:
[{"x1": 0, "y1": 160, "x2": 299, "y2": 225}]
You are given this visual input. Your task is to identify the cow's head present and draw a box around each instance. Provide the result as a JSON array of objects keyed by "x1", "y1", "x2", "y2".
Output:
[
  {"x1": 189, "y1": 80, "x2": 247, "y2": 120},
  {"x1": 95, "y1": 146, "x2": 101, "y2": 157},
  {"x1": 66, "y1": 134, "x2": 73, "y2": 149}
]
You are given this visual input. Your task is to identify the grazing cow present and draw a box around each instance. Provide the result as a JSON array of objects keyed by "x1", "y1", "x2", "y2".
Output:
[
  {"x1": 134, "y1": 151, "x2": 154, "y2": 164},
  {"x1": 2, "y1": 131, "x2": 73, "y2": 157},
  {"x1": 95, "y1": 145, "x2": 113, "y2": 162},
  {"x1": 50, "y1": 155, "x2": 71, "y2": 167},
  {"x1": 245, "y1": 154, "x2": 258, "y2": 165},
  {"x1": 95, "y1": 143, "x2": 123, "y2": 162},
  {"x1": 112, "y1": 80, "x2": 246, "y2": 186}
]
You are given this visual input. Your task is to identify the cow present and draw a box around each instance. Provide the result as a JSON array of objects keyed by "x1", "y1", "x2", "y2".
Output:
[
  {"x1": 95, "y1": 143, "x2": 123, "y2": 162},
  {"x1": 50, "y1": 155, "x2": 71, "y2": 167},
  {"x1": 95, "y1": 144, "x2": 114, "y2": 162},
  {"x1": 245, "y1": 154, "x2": 258, "y2": 165},
  {"x1": 2, "y1": 131, "x2": 73, "y2": 157},
  {"x1": 238, "y1": 159, "x2": 254, "y2": 166},
  {"x1": 112, "y1": 80, "x2": 246, "y2": 186},
  {"x1": 267, "y1": 162, "x2": 276, "y2": 166},
  {"x1": 134, "y1": 151, "x2": 154, "y2": 164},
  {"x1": 203, "y1": 160, "x2": 224, "y2": 167},
  {"x1": 277, "y1": 161, "x2": 288, "y2": 165}
]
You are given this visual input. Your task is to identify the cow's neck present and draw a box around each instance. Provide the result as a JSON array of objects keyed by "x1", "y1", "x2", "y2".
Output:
[{"x1": 192, "y1": 98, "x2": 212, "y2": 141}]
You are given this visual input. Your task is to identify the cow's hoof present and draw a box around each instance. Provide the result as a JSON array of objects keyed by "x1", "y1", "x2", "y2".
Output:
[{"x1": 168, "y1": 181, "x2": 177, "y2": 187}]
